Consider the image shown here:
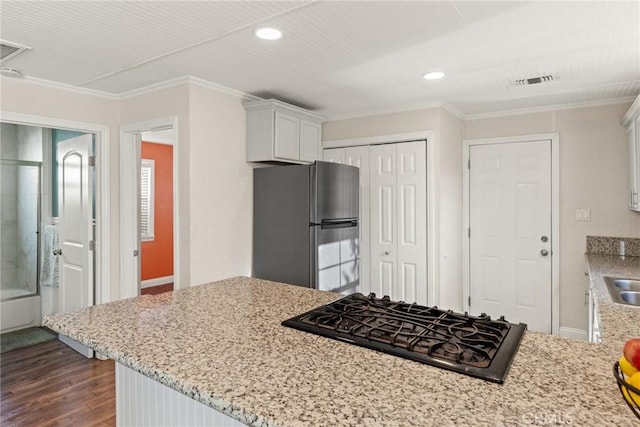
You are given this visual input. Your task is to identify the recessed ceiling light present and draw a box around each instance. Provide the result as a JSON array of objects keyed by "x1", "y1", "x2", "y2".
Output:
[
  {"x1": 423, "y1": 71, "x2": 445, "y2": 80},
  {"x1": 255, "y1": 28, "x2": 282, "y2": 40}
]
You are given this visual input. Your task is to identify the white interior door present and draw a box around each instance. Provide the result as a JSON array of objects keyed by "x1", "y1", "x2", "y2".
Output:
[
  {"x1": 370, "y1": 144, "x2": 397, "y2": 299},
  {"x1": 370, "y1": 141, "x2": 427, "y2": 304},
  {"x1": 396, "y1": 142, "x2": 427, "y2": 305},
  {"x1": 469, "y1": 140, "x2": 552, "y2": 333},
  {"x1": 57, "y1": 134, "x2": 94, "y2": 313},
  {"x1": 323, "y1": 148, "x2": 346, "y2": 164}
]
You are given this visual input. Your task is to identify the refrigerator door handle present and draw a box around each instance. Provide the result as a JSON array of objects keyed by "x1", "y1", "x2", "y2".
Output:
[{"x1": 313, "y1": 219, "x2": 358, "y2": 229}]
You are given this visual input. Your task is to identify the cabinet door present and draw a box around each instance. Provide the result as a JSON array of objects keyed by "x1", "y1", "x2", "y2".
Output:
[
  {"x1": 300, "y1": 121, "x2": 321, "y2": 163},
  {"x1": 274, "y1": 112, "x2": 300, "y2": 161}
]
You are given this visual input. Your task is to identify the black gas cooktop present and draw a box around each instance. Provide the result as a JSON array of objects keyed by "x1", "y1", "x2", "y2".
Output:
[{"x1": 282, "y1": 293, "x2": 526, "y2": 383}]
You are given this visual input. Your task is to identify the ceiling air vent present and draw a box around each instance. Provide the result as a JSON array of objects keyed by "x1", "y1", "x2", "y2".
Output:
[
  {"x1": 514, "y1": 75, "x2": 554, "y2": 86},
  {"x1": 0, "y1": 40, "x2": 31, "y2": 63}
]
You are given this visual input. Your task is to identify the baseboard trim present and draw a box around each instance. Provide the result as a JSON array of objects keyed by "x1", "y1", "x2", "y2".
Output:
[
  {"x1": 559, "y1": 326, "x2": 588, "y2": 342},
  {"x1": 141, "y1": 275, "x2": 174, "y2": 289}
]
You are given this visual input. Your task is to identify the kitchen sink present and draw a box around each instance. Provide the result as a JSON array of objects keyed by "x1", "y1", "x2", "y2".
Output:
[
  {"x1": 604, "y1": 277, "x2": 640, "y2": 307},
  {"x1": 612, "y1": 279, "x2": 640, "y2": 292},
  {"x1": 620, "y1": 291, "x2": 640, "y2": 305}
]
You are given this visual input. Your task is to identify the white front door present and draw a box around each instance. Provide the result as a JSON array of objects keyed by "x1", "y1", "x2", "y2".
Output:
[
  {"x1": 370, "y1": 141, "x2": 427, "y2": 304},
  {"x1": 57, "y1": 134, "x2": 94, "y2": 313},
  {"x1": 469, "y1": 140, "x2": 552, "y2": 333}
]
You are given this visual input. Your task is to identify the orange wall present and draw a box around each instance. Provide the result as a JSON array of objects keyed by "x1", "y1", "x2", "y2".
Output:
[{"x1": 141, "y1": 142, "x2": 174, "y2": 280}]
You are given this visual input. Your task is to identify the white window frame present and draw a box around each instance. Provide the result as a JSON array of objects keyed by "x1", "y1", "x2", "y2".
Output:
[{"x1": 140, "y1": 158, "x2": 155, "y2": 242}]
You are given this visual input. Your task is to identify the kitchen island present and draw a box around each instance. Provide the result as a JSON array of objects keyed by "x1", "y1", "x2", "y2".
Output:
[{"x1": 44, "y1": 275, "x2": 639, "y2": 426}]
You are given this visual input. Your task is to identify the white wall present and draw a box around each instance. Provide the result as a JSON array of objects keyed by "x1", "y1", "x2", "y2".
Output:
[
  {"x1": 323, "y1": 107, "x2": 464, "y2": 309},
  {"x1": 2, "y1": 78, "x2": 254, "y2": 299},
  {"x1": 119, "y1": 84, "x2": 191, "y2": 289},
  {"x1": 1, "y1": 78, "x2": 120, "y2": 299},
  {"x1": 119, "y1": 83, "x2": 253, "y2": 288},
  {"x1": 437, "y1": 110, "x2": 463, "y2": 310},
  {"x1": 188, "y1": 84, "x2": 253, "y2": 285},
  {"x1": 464, "y1": 102, "x2": 640, "y2": 330}
]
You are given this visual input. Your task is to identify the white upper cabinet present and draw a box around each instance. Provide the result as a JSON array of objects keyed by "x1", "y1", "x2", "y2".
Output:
[
  {"x1": 623, "y1": 96, "x2": 640, "y2": 212},
  {"x1": 245, "y1": 99, "x2": 324, "y2": 164}
]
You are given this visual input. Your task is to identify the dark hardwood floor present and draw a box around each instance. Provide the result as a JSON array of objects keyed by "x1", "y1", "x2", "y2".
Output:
[
  {"x1": 1, "y1": 339, "x2": 115, "y2": 426},
  {"x1": 140, "y1": 283, "x2": 174, "y2": 296}
]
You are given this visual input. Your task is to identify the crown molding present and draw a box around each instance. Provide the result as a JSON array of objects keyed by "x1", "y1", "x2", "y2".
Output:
[
  {"x1": 440, "y1": 102, "x2": 465, "y2": 120},
  {"x1": 186, "y1": 76, "x2": 262, "y2": 102},
  {"x1": 2, "y1": 74, "x2": 263, "y2": 104},
  {"x1": 464, "y1": 96, "x2": 636, "y2": 120},
  {"x1": 3, "y1": 74, "x2": 636, "y2": 122},
  {"x1": 622, "y1": 94, "x2": 640, "y2": 127},
  {"x1": 4, "y1": 75, "x2": 119, "y2": 100},
  {"x1": 117, "y1": 76, "x2": 191, "y2": 100},
  {"x1": 325, "y1": 101, "x2": 445, "y2": 122}
]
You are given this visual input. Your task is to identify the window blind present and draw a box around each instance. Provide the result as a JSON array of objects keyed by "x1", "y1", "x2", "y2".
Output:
[{"x1": 140, "y1": 159, "x2": 155, "y2": 241}]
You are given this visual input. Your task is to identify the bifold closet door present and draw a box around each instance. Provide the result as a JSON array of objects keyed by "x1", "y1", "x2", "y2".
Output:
[{"x1": 370, "y1": 141, "x2": 426, "y2": 304}]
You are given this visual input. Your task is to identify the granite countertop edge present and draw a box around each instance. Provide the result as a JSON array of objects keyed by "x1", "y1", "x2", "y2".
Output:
[
  {"x1": 584, "y1": 253, "x2": 640, "y2": 348},
  {"x1": 42, "y1": 279, "x2": 291, "y2": 427},
  {"x1": 43, "y1": 273, "x2": 640, "y2": 426}
]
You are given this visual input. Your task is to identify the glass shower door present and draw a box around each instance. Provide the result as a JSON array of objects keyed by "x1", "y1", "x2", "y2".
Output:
[{"x1": 0, "y1": 160, "x2": 41, "y2": 301}]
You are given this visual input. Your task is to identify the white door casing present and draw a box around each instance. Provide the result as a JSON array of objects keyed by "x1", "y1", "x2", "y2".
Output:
[
  {"x1": 370, "y1": 141, "x2": 427, "y2": 304},
  {"x1": 467, "y1": 139, "x2": 554, "y2": 333},
  {"x1": 0, "y1": 111, "x2": 110, "y2": 306},
  {"x1": 57, "y1": 134, "x2": 94, "y2": 313},
  {"x1": 120, "y1": 117, "x2": 179, "y2": 300}
]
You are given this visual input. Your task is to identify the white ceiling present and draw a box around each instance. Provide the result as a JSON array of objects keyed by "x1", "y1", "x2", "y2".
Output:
[{"x1": 1, "y1": 1, "x2": 639, "y2": 119}]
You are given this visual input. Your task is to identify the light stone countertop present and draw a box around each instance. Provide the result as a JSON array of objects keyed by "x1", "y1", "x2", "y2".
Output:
[
  {"x1": 43, "y1": 275, "x2": 640, "y2": 427},
  {"x1": 585, "y1": 254, "x2": 640, "y2": 351}
]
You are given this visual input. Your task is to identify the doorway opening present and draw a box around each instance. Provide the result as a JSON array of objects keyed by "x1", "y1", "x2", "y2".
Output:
[
  {"x1": 0, "y1": 117, "x2": 109, "y2": 335},
  {"x1": 119, "y1": 117, "x2": 178, "y2": 299},
  {"x1": 139, "y1": 130, "x2": 174, "y2": 296}
]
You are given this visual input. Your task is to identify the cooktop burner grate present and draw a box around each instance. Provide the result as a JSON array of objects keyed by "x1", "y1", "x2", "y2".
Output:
[{"x1": 282, "y1": 293, "x2": 526, "y2": 383}]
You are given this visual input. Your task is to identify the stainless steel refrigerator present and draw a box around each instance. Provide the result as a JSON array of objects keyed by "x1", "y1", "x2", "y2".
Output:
[{"x1": 253, "y1": 161, "x2": 359, "y2": 294}]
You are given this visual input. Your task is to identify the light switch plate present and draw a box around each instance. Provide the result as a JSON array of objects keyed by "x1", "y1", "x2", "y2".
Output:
[{"x1": 575, "y1": 208, "x2": 591, "y2": 221}]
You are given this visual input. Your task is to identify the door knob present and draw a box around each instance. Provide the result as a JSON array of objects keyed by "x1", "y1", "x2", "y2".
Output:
[
  {"x1": 541, "y1": 236, "x2": 549, "y2": 242},
  {"x1": 384, "y1": 251, "x2": 390, "y2": 255},
  {"x1": 540, "y1": 249, "x2": 549, "y2": 256},
  {"x1": 53, "y1": 249, "x2": 62, "y2": 256}
]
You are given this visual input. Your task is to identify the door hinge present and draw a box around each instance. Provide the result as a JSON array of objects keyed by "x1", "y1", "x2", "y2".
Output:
[
  {"x1": 89, "y1": 240, "x2": 95, "y2": 251},
  {"x1": 468, "y1": 159, "x2": 470, "y2": 169},
  {"x1": 89, "y1": 156, "x2": 96, "y2": 167},
  {"x1": 133, "y1": 249, "x2": 139, "y2": 257},
  {"x1": 468, "y1": 296, "x2": 471, "y2": 307},
  {"x1": 468, "y1": 228, "x2": 470, "y2": 238}
]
